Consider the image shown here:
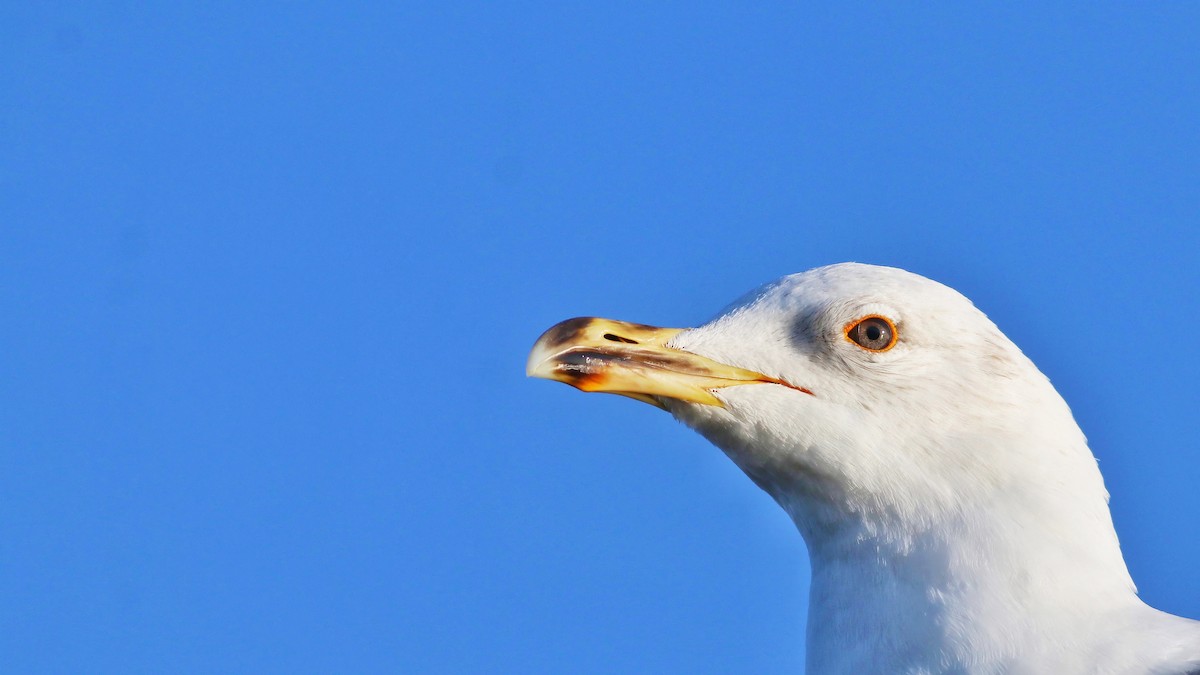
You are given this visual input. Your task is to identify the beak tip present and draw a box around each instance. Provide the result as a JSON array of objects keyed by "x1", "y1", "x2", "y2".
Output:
[{"x1": 526, "y1": 341, "x2": 558, "y2": 380}]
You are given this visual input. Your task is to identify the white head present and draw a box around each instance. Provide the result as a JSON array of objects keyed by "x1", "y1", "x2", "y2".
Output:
[
  {"x1": 663, "y1": 263, "x2": 1108, "y2": 548},
  {"x1": 527, "y1": 262, "x2": 1185, "y2": 672}
]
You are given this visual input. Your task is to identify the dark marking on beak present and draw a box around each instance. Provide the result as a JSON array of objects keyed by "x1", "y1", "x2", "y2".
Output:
[{"x1": 539, "y1": 317, "x2": 595, "y2": 349}]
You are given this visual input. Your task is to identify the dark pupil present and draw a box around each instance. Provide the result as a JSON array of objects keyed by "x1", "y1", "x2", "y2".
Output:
[{"x1": 865, "y1": 324, "x2": 882, "y2": 342}]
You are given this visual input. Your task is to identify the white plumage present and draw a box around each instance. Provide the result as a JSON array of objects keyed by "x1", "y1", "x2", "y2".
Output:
[{"x1": 531, "y1": 263, "x2": 1200, "y2": 674}]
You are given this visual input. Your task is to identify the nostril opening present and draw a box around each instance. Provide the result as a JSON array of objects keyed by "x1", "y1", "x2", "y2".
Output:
[{"x1": 603, "y1": 333, "x2": 638, "y2": 344}]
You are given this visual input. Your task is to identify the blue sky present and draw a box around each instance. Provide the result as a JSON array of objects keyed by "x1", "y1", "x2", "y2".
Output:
[{"x1": 2, "y1": 3, "x2": 1198, "y2": 673}]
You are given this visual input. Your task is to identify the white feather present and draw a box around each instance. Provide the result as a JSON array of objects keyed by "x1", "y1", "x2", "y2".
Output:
[{"x1": 664, "y1": 263, "x2": 1199, "y2": 674}]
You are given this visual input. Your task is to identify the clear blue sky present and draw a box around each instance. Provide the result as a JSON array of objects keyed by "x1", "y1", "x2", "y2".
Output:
[{"x1": 2, "y1": 3, "x2": 1198, "y2": 673}]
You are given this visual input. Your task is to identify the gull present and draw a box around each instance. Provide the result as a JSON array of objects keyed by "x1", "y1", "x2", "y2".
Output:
[{"x1": 527, "y1": 263, "x2": 1200, "y2": 674}]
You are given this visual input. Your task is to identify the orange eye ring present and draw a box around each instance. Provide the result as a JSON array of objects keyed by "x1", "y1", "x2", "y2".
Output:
[{"x1": 844, "y1": 315, "x2": 898, "y2": 352}]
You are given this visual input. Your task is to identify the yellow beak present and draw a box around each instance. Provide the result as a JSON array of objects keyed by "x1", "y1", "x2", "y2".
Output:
[{"x1": 527, "y1": 317, "x2": 807, "y2": 408}]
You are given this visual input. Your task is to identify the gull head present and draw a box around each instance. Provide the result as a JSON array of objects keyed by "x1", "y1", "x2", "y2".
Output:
[
  {"x1": 528, "y1": 262, "x2": 1199, "y2": 673},
  {"x1": 529, "y1": 263, "x2": 1098, "y2": 540}
]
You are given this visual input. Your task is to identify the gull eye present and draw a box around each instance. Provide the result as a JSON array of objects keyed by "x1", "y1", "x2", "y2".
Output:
[{"x1": 845, "y1": 315, "x2": 897, "y2": 352}]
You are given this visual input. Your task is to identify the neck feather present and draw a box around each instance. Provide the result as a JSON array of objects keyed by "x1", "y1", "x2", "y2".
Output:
[{"x1": 789, "y1": 478, "x2": 1142, "y2": 673}]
